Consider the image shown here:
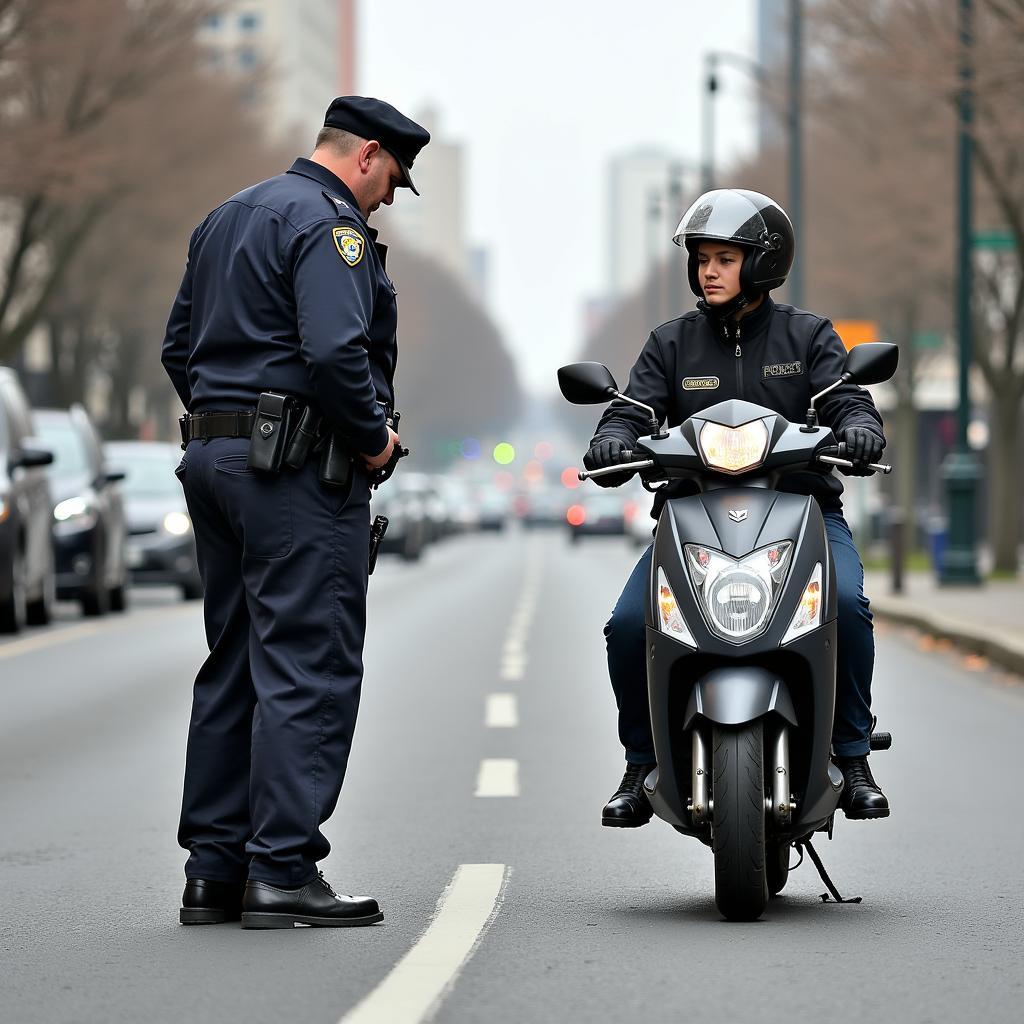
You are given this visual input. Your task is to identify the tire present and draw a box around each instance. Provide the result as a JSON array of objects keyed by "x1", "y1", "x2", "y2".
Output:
[
  {"x1": 0, "y1": 547, "x2": 28, "y2": 634},
  {"x1": 108, "y1": 582, "x2": 128, "y2": 613},
  {"x1": 81, "y1": 577, "x2": 110, "y2": 617},
  {"x1": 767, "y1": 840, "x2": 790, "y2": 897},
  {"x1": 712, "y1": 721, "x2": 768, "y2": 921},
  {"x1": 26, "y1": 560, "x2": 55, "y2": 626}
]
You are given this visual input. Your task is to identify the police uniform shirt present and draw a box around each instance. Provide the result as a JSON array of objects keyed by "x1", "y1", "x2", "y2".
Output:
[{"x1": 162, "y1": 158, "x2": 396, "y2": 458}]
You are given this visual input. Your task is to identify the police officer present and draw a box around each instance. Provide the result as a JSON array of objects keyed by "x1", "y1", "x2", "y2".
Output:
[
  {"x1": 162, "y1": 96, "x2": 429, "y2": 929},
  {"x1": 586, "y1": 189, "x2": 890, "y2": 829}
]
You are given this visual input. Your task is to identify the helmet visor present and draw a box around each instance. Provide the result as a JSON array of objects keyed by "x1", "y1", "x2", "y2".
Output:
[{"x1": 673, "y1": 189, "x2": 772, "y2": 249}]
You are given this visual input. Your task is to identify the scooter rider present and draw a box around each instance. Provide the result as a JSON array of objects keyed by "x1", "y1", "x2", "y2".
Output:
[{"x1": 585, "y1": 188, "x2": 890, "y2": 828}]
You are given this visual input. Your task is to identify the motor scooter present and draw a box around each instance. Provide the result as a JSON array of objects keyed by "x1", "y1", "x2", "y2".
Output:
[{"x1": 558, "y1": 342, "x2": 898, "y2": 921}]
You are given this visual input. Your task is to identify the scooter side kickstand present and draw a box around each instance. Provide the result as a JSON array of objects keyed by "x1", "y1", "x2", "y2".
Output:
[{"x1": 798, "y1": 838, "x2": 863, "y2": 905}]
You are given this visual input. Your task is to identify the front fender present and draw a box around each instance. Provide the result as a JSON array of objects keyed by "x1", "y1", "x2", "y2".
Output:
[{"x1": 683, "y1": 665, "x2": 797, "y2": 729}]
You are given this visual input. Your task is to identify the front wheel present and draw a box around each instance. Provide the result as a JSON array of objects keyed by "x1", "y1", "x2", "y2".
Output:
[{"x1": 712, "y1": 721, "x2": 768, "y2": 921}]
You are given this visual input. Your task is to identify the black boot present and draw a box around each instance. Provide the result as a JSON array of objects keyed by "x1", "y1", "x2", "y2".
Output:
[
  {"x1": 835, "y1": 755, "x2": 890, "y2": 820},
  {"x1": 601, "y1": 763, "x2": 656, "y2": 828},
  {"x1": 180, "y1": 878, "x2": 246, "y2": 925},
  {"x1": 240, "y1": 872, "x2": 383, "y2": 929}
]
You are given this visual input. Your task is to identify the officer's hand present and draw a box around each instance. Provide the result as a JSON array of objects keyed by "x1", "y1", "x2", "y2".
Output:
[
  {"x1": 583, "y1": 437, "x2": 631, "y2": 488},
  {"x1": 842, "y1": 427, "x2": 884, "y2": 476},
  {"x1": 363, "y1": 427, "x2": 400, "y2": 471}
]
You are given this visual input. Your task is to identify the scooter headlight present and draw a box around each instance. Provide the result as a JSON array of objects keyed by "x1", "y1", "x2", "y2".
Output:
[
  {"x1": 781, "y1": 562, "x2": 823, "y2": 644},
  {"x1": 684, "y1": 542, "x2": 793, "y2": 642},
  {"x1": 698, "y1": 420, "x2": 770, "y2": 474},
  {"x1": 656, "y1": 567, "x2": 696, "y2": 647}
]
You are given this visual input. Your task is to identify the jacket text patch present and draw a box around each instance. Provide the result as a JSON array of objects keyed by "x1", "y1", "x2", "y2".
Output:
[
  {"x1": 682, "y1": 376, "x2": 720, "y2": 390},
  {"x1": 762, "y1": 361, "x2": 804, "y2": 379}
]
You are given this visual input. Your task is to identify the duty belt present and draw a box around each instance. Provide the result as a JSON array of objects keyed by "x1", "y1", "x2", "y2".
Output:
[{"x1": 181, "y1": 410, "x2": 256, "y2": 445}]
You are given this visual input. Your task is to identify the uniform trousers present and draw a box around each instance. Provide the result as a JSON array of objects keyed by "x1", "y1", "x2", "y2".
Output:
[
  {"x1": 604, "y1": 510, "x2": 876, "y2": 764},
  {"x1": 175, "y1": 437, "x2": 371, "y2": 886}
]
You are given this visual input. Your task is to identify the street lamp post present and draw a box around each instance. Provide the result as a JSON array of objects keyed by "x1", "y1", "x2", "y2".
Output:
[
  {"x1": 645, "y1": 187, "x2": 664, "y2": 327},
  {"x1": 940, "y1": 0, "x2": 983, "y2": 585},
  {"x1": 701, "y1": 51, "x2": 764, "y2": 195},
  {"x1": 787, "y1": 0, "x2": 804, "y2": 308},
  {"x1": 667, "y1": 163, "x2": 685, "y2": 317}
]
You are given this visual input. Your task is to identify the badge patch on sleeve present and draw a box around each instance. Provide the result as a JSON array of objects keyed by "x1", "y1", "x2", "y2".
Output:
[{"x1": 332, "y1": 226, "x2": 365, "y2": 267}]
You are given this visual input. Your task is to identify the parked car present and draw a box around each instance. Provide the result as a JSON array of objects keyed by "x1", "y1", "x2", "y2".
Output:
[
  {"x1": 566, "y1": 492, "x2": 628, "y2": 544},
  {"x1": 34, "y1": 406, "x2": 128, "y2": 615},
  {"x1": 373, "y1": 487, "x2": 428, "y2": 562},
  {"x1": 0, "y1": 368, "x2": 56, "y2": 632},
  {"x1": 106, "y1": 441, "x2": 202, "y2": 600},
  {"x1": 395, "y1": 473, "x2": 449, "y2": 543}
]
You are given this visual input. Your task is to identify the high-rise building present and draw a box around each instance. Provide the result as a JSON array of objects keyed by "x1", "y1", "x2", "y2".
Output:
[
  {"x1": 199, "y1": 1, "x2": 356, "y2": 143},
  {"x1": 606, "y1": 149, "x2": 683, "y2": 300},
  {"x1": 757, "y1": 0, "x2": 787, "y2": 151},
  {"x1": 381, "y1": 108, "x2": 471, "y2": 286}
]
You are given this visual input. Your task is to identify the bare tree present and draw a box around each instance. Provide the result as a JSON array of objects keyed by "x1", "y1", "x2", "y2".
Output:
[{"x1": 0, "y1": 0, "x2": 217, "y2": 362}]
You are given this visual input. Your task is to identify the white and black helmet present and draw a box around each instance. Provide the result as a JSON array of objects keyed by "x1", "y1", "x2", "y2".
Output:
[{"x1": 673, "y1": 189, "x2": 795, "y2": 301}]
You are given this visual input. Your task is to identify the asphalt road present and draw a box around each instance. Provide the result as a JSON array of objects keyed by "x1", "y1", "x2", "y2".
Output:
[{"x1": 1, "y1": 528, "x2": 1022, "y2": 1024}]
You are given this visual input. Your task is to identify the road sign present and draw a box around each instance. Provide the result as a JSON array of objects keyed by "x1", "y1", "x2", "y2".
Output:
[
  {"x1": 833, "y1": 320, "x2": 878, "y2": 350},
  {"x1": 973, "y1": 229, "x2": 1015, "y2": 251}
]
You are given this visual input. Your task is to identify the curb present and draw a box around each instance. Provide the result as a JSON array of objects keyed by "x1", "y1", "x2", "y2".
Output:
[{"x1": 871, "y1": 598, "x2": 1024, "y2": 678}]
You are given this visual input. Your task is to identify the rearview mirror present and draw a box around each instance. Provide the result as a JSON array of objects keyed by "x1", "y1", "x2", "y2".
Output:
[
  {"x1": 14, "y1": 443, "x2": 53, "y2": 469},
  {"x1": 842, "y1": 342, "x2": 899, "y2": 387},
  {"x1": 557, "y1": 362, "x2": 619, "y2": 405}
]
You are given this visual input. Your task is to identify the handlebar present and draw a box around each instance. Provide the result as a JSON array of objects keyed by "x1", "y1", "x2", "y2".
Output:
[{"x1": 577, "y1": 445, "x2": 892, "y2": 481}]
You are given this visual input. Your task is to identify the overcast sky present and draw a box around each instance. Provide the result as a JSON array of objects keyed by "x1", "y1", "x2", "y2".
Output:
[{"x1": 361, "y1": 0, "x2": 761, "y2": 392}]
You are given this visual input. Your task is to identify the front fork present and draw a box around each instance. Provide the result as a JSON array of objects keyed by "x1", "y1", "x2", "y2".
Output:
[{"x1": 689, "y1": 722, "x2": 795, "y2": 828}]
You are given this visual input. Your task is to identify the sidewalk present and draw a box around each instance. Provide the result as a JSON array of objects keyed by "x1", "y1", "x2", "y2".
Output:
[{"x1": 864, "y1": 569, "x2": 1024, "y2": 677}]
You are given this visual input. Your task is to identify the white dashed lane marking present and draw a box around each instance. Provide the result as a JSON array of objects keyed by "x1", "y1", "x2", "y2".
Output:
[
  {"x1": 339, "y1": 864, "x2": 509, "y2": 1024},
  {"x1": 474, "y1": 758, "x2": 519, "y2": 797},
  {"x1": 484, "y1": 693, "x2": 518, "y2": 728}
]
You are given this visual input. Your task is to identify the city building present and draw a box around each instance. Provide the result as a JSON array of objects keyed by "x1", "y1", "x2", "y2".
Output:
[
  {"x1": 606, "y1": 149, "x2": 685, "y2": 300},
  {"x1": 199, "y1": 0, "x2": 356, "y2": 143},
  {"x1": 381, "y1": 108, "x2": 472, "y2": 286},
  {"x1": 757, "y1": 0, "x2": 787, "y2": 151}
]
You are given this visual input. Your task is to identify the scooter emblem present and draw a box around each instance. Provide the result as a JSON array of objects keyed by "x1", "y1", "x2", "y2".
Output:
[{"x1": 728, "y1": 509, "x2": 748, "y2": 522}]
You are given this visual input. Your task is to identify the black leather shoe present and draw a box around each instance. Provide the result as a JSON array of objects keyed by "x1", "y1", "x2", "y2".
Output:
[
  {"x1": 602, "y1": 763, "x2": 656, "y2": 828},
  {"x1": 240, "y1": 872, "x2": 383, "y2": 929},
  {"x1": 180, "y1": 878, "x2": 246, "y2": 925},
  {"x1": 835, "y1": 755, "x2": 890, "y2": 819}
]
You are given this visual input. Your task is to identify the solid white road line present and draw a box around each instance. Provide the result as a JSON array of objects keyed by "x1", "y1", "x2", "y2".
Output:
[
  {"x1": 339, "y1": 864, "x2": 509, "y2": 1024},
  {"x1": 474, "y1": 758, "x2": 519, "y2": 797},
  {"x1": 485, "y1": 693, "x2": 518, "y2": 728}
]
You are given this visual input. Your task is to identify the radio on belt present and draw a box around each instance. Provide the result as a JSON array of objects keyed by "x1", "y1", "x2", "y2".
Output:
[{"x1": 247, "y1": 392, "x2": 292, "y2": 473}]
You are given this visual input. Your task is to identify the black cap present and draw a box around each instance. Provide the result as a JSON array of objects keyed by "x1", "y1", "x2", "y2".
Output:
[{"x1": 323, "y1": 96, "x2": 430, "y2": 196}]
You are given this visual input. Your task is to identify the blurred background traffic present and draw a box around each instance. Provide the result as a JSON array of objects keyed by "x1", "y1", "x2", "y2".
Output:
[{"x1": 0, "y1": 0, "x2": 1021, "y2": 636}]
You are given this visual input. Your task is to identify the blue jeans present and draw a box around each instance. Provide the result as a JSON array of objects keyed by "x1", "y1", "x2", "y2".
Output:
[{"x1": 604, "y1": 510, "x2": 875, "y2": 763}]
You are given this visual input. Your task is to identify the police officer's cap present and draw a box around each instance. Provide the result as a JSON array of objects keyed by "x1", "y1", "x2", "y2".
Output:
[{"x1": 323, "y1": 96, "x2": 430, "y2": 196}]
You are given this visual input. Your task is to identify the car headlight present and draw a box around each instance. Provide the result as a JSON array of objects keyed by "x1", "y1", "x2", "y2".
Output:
[
  {"x1": 163, "y1": 511, "x2": 192, "y2": 536},
  {"x1": 53, "y1": 495, "x2": 98, "y2": 532},
  {"x1": 781, "y1": 562, "x2": 823, "y2": 644},
  {"x1": 656, "y1": 567, "x2": 696, "y2": 646},
  {"x1": 684, "y1": 541, "x2": 793, "y2": 642},
  {"x1": 698, "y1": 420, "x2": 770, "y2": 474}
]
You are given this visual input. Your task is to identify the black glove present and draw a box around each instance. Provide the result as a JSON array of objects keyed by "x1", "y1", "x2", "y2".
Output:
[
  {"x1": 842, "y1": 427, "x2": 884, "y2": 475},
  {"x1": 583, "y1": 437, "x2": 631, "y2": 488}
]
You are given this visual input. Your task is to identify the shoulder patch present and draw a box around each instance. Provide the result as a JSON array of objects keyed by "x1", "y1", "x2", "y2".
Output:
[{"x1": 332, "y1": 225, "x2": 365, "y2": 267}]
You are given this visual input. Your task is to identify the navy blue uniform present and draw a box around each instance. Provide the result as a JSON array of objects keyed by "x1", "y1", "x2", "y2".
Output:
[{"x1": 161, "y1": 159, "x2": 395, "y2": 886}]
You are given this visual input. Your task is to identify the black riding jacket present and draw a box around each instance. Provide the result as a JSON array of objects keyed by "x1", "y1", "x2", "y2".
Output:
[{"x1": 590, "y1": 298, "x2": 885, "y2": 514}]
